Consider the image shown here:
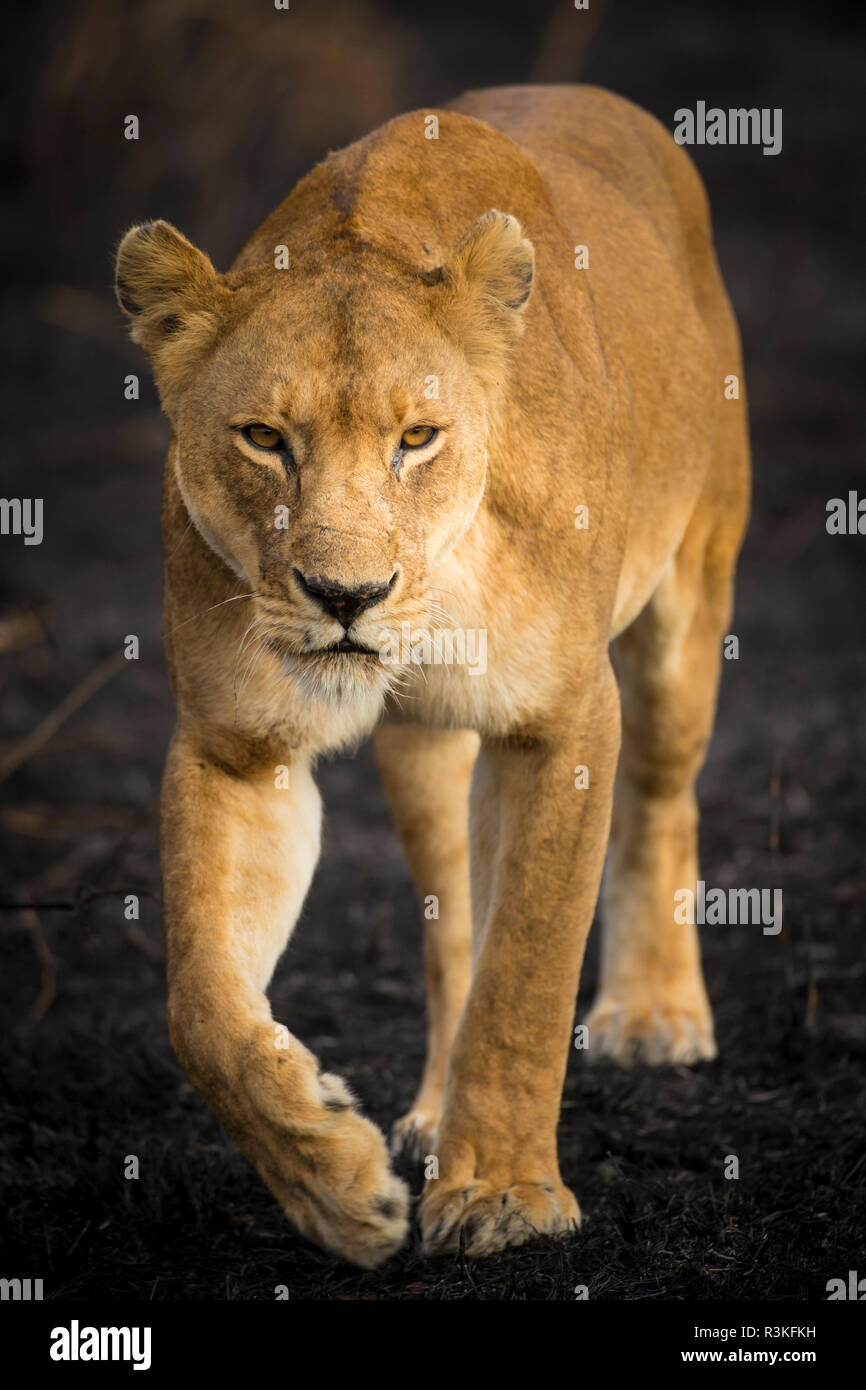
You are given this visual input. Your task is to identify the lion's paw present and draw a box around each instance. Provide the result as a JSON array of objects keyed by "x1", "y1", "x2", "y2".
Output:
[
  {"x1": 584, "y1": 996, "x2": 716, "y2": 1066},
  {"x1": 419, "y1": 1177, "x2": 580, "y2": 1257},
  {"x1": 281, "y1": 1106, "x2": 411, "y2": 1268},
  {"x1": 254, "y1": 1073, "x2": 410, "y2": 1268},
  {"x1": 390, "y1": 1107, "x2": 440, "y2": 1163}
]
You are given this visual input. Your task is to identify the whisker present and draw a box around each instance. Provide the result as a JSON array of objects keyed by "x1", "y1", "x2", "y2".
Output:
[
  {"x1": 428, "y1": 586, "x2": 462, "y2": 610},
  {"x1": 429, "y1": 605, "x2": 459, "y2": 628},
  {"x1": 169, "y1": 590, "x2": 259, "y2": 637},
  {"x1": 232, "y1": 617, "x2": 262, "y2": 702},
  {"x1": 237, "y1": 631, "x2": 268, "y2": 705},
  {"x1": 164, "y1": 517, "x2": 195, "y2": 562}
]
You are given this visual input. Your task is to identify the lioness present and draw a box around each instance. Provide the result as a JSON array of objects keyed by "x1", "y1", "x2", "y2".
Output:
[{"x1": 115, "y1": 85, "x2": 749, "y2": 1267}]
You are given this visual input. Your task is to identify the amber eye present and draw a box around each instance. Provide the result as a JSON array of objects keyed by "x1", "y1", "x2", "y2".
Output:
[
  {"x1": 400, "y1": 425, "x2": 438, "y2": 449},
  {"x1": 244, "y1": 423, "x2": 283, "y2": 451}
]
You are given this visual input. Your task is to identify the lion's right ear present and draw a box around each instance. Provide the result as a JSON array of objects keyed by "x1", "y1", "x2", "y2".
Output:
[{"x1": 115, "y1": 221, "x2": 229, "y2": 390}]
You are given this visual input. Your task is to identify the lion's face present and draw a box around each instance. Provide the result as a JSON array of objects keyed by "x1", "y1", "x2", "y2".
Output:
[{"x1": 116, "y1": 214, "x2": 533, "y2": 701}]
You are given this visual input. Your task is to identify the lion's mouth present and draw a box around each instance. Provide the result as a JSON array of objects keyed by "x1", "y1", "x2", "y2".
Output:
[
  {"x1": 330, "y1": 638, "x2": 379, "y2": 655},
  {"x1": 296, "y1": 638, "x2": 380, "y2": 658},
  {"x1": 262, "y1": 633, "x2": 384, "y2": 667}
]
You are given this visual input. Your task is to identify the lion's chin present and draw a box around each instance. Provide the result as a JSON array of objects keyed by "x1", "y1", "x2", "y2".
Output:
[{"x1": 281, "y1": 649, "x2": 397, "y2": 709}]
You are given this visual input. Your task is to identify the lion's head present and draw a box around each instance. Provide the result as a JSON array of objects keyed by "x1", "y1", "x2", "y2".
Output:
[{"x1": 115, "y1": 209, "x2": 533, "y2": 703}]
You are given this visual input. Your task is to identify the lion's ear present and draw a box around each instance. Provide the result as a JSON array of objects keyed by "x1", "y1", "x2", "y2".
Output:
[
  {"x1": 446, "y1": 209, "x2": 534, "y2": 311},
  {"x1": 115, "y1": 221, "x2": 229, "y2": 395},
  {"x1": 434, "y1": 210, "x2": 534, "y2": 383}
]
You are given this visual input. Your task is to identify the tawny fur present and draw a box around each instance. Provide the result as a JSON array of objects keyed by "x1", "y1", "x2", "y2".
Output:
[{"x1": 116, "y1": 84, "x2": 750, "y2": 1266}]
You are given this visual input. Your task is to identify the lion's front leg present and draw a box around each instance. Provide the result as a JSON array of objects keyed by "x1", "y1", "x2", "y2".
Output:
[
  {"x1": 162, "y1": 731, "x2": 408, "y2": 1268},
  {"x1": 419, "y1": 667, "x2": 620, "y2": 1256},
  {"x1": 375, "y1": 722, "x2": 477, "y2": 1160}
]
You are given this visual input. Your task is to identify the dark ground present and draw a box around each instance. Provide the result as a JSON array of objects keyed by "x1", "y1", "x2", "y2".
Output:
[{"x1": 1, "y1": 0, "x2": 864, "y2": 1300}]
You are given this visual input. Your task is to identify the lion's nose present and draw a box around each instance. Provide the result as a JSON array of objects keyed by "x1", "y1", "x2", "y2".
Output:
[{"x1": 292, "y1": 568, "x2": 397, "y2": 628}]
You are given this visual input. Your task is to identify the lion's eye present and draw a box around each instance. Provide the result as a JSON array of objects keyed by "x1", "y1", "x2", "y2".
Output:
[
  {"x1": 400, "y1": 425, "x2": 437, "y2": 449},
  {"x1": 244, "y1": 424, "x2": 283, "y2": 451}
]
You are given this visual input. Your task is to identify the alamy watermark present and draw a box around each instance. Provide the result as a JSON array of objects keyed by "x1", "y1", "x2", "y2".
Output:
[
  {"x1": 0, "y1": 1277, "x2": 43, "y2": 1300},
  {"x1": 674, "y1": 102, "x2": 782, "y2": 156},
  {"x1": 49, "y1": 1321, "x2": 152, "y2": 1371},
  {"x1": 378, "y1": 622, "x2": 487, "y2": 676},
  {"x1": 674, "y1": 880, "x2": 783, "y2": 935},
  {"x1": 0, "y1": 498, "x2": 43, "y2": 545}
]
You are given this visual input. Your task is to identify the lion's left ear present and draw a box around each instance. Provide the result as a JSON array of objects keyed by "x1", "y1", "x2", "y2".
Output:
[
  {"x1": 115, "y1": 220, "x2": 230, "y2": 402},
  {"x1": 446, "y1": 209, "x2": 534, "y2": 311},
  {"x1": 433, "y1": 210, "x2": 534, "y2": 382}
]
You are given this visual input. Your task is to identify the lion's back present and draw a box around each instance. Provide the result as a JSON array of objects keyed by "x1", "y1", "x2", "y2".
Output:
[
  {"x1": 450, "y1": 85, "x2": 711, "y2": 285},
  {"x1": 450, "y1": 85, "x2": 743, "y2": 376}
]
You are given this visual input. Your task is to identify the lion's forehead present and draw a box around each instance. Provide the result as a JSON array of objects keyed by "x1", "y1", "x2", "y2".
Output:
[
  {"x1": 210, "y1": 285, "x2": 454, "y2": 434},
  {"x1": 240, "y1": 368, "x2": 423, "y2": 440}
]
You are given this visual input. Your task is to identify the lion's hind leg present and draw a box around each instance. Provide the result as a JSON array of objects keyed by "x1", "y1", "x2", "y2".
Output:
[{"x1": 586, "y1": 504, "x2": 745, "y2": 1065}]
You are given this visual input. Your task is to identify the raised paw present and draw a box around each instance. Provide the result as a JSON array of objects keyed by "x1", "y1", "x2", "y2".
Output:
[
  {"x1": 419, "y1": 1176, "x2": 580, "y2": 1257},
  {"x1": 584, "y1": 995, "x2": 717, "y2": 1066},
  {"x1": 219, "y1": 1048, "x2": 411, "y2": 1269},
  {"x1": 260, "y1": 1097, "x2": 411, "y2": 1268}
]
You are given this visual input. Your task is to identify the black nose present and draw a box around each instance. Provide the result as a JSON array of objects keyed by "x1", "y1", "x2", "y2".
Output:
[{"x1": 293, "y1": 568, "x2": 397, "y2": 627}]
